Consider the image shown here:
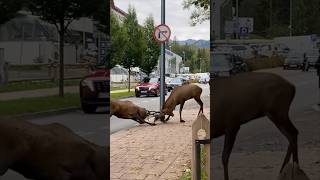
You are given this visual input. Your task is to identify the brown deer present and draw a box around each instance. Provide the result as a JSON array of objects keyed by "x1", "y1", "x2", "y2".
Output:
[
  {"x1": 0, "y1": 120, "x2": 107, "y2": 180},
  {"x1": 210, "y1": 72, "x2": 298, "y2": 180},
  {"x1": 110, "y1": 99, "x2": 155, "y2": 126},
  {"x1": 156, "y1": 84, "x2": 203, "y2": 123}
]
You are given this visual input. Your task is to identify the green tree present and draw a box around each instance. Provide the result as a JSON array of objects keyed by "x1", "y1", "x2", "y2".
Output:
[
  {"x1": 140, "y1": 16, "x2": 160, "y2": 77},
  {"x1": 121, "y1": 6, "x2": 146, "y2": 92},
  {"x1": 0, "y1": 0, "x2": 24, "y2": 24},
  {"x1": 110, "y1": 12, "x2": 127, "y2": 69},
  {"x1": 28, "y1": 0, "x2": 102, "y2": 97}
]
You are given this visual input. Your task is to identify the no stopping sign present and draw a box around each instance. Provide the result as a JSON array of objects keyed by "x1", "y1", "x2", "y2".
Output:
[{"x1": 153, "y1": 24, "x2": 171, "y2": 43}]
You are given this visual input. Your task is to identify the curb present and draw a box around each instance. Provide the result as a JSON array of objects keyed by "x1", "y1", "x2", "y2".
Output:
[
  {"x1": 312, "y1": 104, "x2": 320, "y2": 112},
  {"x1": 0, "y1": 107, "x2": 80, "y2": 121}
]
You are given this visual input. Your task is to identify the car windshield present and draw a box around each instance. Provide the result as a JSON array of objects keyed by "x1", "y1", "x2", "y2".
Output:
[
  {"x1": 170, "y1": 78, "x2": 182, "y2": 83},
  {"x1": 212, "y1": 54, "x2": 231, "y2": 67},
  {"x1": 149, "y1": 78, "x2": 159, "y2": 83}
]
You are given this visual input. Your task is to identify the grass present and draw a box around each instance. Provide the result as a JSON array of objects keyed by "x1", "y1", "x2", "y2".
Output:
[
  {"x1": 0, "y1": 79, "x2": 81, "y2": 93},
  {"x1": 110, "y1": 91, "x2": 134, "y2": 99},
  {"x1": 0, "y1": 93, "x2": 80, "y2": 117},
  {"x1": 180, "y1": 146, "x2": 208, "y2": 180},
  {"x1": 110, "y1": 86, "x2": 129, "y2": 91}
]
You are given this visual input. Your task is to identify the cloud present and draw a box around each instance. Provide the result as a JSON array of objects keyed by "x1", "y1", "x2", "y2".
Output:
[{"x1": 114, "y1": 0, "x2": 209, "y2": 41}]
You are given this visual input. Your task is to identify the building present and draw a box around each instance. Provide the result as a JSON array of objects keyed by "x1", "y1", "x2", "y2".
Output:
[
  {"x1": 0, "y1": 11, "x2": 98, "y2": 65},
  {"x1": 155, "y1": 49, "x2": 183, "y2": 75},
  {"x1": 111, "y1": 0, "x2": 128, "y2": 22}
]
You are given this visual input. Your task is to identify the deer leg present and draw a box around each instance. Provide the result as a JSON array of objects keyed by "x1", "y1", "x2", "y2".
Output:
[
  {"x1": 135, "y1": 113, "x2": 156, "y2": 126},
  {"x1": 165, "y1": 115, "x2": 171, "y2": 122},
  {"x1": 179, "y1": 101, "x2": 185, "y2": 123},
  {"x1": 194, "y1": 97, "x2": 203, "y2": 115},
  {"x1": 222, "y1": 128, "x2": 239, "y2": 180},
  {"x1": 268, "y1": 114, "x2": 299, "y2": 172}
]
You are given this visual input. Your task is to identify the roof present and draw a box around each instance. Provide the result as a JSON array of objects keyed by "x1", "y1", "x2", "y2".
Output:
[{"x1": 111, "y1": 0, "x2": 128, "y2": 17}]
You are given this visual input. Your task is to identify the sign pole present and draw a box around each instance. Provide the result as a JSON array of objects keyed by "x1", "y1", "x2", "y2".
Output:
[{"x1": 160, "y1": 0, "x2": 166, "y2": 111}]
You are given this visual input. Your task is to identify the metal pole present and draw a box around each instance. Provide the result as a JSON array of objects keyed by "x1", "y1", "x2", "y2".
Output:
[
  {"x1": 290, "y1": 0, "x2": 292, "y2": 36},
  {"x1": 160, "y1": 0, "x2": 166, "y2": 110},
  {"x1": 210, "y1": 0, "x2": 215, "y2": 179},
  {"x1": 236, "y1": 0, "x2": 239, "y2": 39}
]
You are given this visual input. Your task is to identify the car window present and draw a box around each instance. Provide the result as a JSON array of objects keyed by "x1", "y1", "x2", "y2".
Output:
[
  {"x1": 170, "y1": 78, "x2": 182, "y2": 83},
  {"x1": 149, "y1": 78, "x2": 159, "y2": 83}
]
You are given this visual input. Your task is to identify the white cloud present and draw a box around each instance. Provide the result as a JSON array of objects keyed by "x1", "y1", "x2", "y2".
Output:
[{"x1": 114, "y1": 0, "x2": 209, "y2": 41}]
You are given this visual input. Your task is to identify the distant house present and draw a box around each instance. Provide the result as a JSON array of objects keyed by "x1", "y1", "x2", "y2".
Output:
[{"x1": 155, "y1": 49, "x2": 182, "y2": 75}]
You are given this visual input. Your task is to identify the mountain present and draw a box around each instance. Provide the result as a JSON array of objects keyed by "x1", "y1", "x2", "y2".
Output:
[{"x1": 176, "y1": 39, "x2": 210, "y2": 48}]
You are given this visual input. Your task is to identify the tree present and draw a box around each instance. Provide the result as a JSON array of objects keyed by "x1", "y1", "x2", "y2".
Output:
[
  {"x1": 140, "y1": 16, "x2": 160, "y2": 77},
  {"x1": 121, "y1": 6, "x2": 146, "y2": 92},
  {"x1": 0, "y1": 0, "x2": 24, "y2": 25},
  {"x1": 28, "y1": 0, "x2": 102, "y2": 97},
  {"x1": 183, "y1": 0, "x2": 209, "y2": 26},
  {"x1": 110, "y1": 12, "x2": 127, "y2": 69}
]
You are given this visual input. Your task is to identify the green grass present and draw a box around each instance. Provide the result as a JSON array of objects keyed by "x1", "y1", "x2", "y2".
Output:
[
  {"x1": 0, "y1": 93, "x2": 80, "y2": 117},
  {"x1": 110, "y1": 86, "x2": 128, "y2": 91},
  {"x1": 0, "y1": 80, "x2": 81, "y2": 93},
  {"x1": 180, "y1": 146, "x2": 208, "y2": 180},
  {"x1": 110, "y1": 91, "x2": 134, "y2": 99}
]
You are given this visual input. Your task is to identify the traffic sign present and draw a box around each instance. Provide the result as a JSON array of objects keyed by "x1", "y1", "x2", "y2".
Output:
[
  {"x1": 240, "y1": 27, "x2": 249, "y2": 35},
  {"x1": 153, "y1": 24, "x2": 171, "y2": 43}
]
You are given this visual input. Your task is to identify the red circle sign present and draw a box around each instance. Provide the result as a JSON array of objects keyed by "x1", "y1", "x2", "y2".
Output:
[{"x1": 153, "y1": 24, "x2": 171, "y2": 43}]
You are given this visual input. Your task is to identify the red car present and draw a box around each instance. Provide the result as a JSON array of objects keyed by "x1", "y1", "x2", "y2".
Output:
[
  {"x1": 79, "y1": 69, "x2": 109, "y2": 113},
  {"x1": 135, "y1": 77, "x2": 167, "y2": 97}
]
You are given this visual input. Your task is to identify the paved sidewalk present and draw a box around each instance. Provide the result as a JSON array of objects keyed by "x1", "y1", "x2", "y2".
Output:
[
  {"x1": 0, "y1": 86, "x2": 78, "y2": 101},
  {"x1": 110, "y1": 108, "x2": 209, "y2": 180}
]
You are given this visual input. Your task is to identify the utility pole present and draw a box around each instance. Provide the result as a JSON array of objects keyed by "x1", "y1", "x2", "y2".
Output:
[
  {"x1": 160, "y1": 0, "x2": 166, "y2": 110},
  {"x1": 236, "y1": 0, "x2": 239, "y2": 39},
  {"x1": 269, "y1": 0, "x2": 272, "y2": 29},
  {"x1": 289, "y1": 0, "x2": 293, "y2": 36}
]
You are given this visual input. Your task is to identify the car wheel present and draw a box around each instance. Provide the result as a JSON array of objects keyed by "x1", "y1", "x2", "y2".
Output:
[
  {"x1": 81, "y1": 103, "x2": 97, "y2": 114},
  {"x1": 135, "y1": 93, "x2": 140, "y2": 97},
  {"x1": 156, "y1": 89, "x2": 160, "y2": 97}
]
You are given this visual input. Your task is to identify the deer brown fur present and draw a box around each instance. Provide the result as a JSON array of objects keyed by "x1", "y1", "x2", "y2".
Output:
[
  {"x1": 211, "y1": 72, "x2": 298, "y2": 180},
  {"x1": 157, "y1": 84, "x2": 203, "y2": 123},
  {"x1": 0, "y1": 120, "x2": 107, "y2": 180},
  {"x1": 110, "y1": 99, "x2": 155, "y2": 126}
]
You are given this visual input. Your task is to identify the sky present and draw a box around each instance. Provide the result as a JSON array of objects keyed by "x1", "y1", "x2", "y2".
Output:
[{"x1": 114, "y1": 0, "x2": 209, "y2": 41}]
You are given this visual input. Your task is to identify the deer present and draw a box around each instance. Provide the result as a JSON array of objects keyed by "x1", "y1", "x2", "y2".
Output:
[
  {"x1": 0, "y1": 119, "x2": 107, "y2": 180},
  {"x1": 155, "y1": 84, "x2": 203, "y2": 123},
  {"x1": 110, "y1": 99, "x2": 156, "y2": 126},
  {"x1": 210, "y1": 72, "x2": 298, "y2": 180}
]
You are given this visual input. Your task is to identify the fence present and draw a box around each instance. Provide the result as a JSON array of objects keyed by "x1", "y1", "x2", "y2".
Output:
[{"x1": 7, "y1": 63, "x2": 94, "y2": 82}]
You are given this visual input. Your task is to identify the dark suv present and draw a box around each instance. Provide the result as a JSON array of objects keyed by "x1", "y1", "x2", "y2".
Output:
[
  {"x1": 210, "y1": 52, "x2": 248, "y2": 77},
  {"x1": 80, "y1": 69, "x2": 109, "y2": 113}
]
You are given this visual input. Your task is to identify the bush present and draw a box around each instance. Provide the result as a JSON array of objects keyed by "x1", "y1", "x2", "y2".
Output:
[{"x1": 245, "y1": 56, "x2": 285, "y2": 71}]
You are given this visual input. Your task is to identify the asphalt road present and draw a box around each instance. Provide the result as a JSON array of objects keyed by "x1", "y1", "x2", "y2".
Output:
[{"x1": 1, "y1": 68, "x2": 319, "y2": 179}]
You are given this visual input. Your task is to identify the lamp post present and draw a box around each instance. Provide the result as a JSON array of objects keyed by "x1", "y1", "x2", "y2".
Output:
[{"x1": 289, "y1": 0, "x2": 293, "y2": 36}]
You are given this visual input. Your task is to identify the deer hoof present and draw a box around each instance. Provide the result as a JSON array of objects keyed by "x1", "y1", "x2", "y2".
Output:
[{"x1": 180, "y1": 120, "x2": 185, "y2": 123}]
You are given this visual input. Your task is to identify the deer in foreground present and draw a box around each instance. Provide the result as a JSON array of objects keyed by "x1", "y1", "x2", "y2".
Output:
[
  {"x1": 156, "y1": 84, "x2": 203, "y2": 123},
  {"x1": 211, "y1": 72, "x2": 298, "y2": 180},
  {"x1": 0, "y1": 120, "x2": 107, "y2": 180},
  {"x1": 110, "y1": 99, "x2": 155, "y2": 126}
]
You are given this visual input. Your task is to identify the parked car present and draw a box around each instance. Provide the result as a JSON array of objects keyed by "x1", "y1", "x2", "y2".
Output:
[
  {"x1": 210, "y1": 52, "x2": 248, "y2": 77},
  {"x1": 198, "y1": 74, "x2": 210, "y2": 84},
  {"x1": 283, "y1": 54, "x2": 303, "y2": 70},
  {"x1": 80, "y1": 69, "x2": 109, "y2": 113},
  {"x1": 135, "y1": 77, "x2": 167, "y2": 97},
  {"x1": 167, "y1": 77, "x2": 187, "y2": 92}
]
